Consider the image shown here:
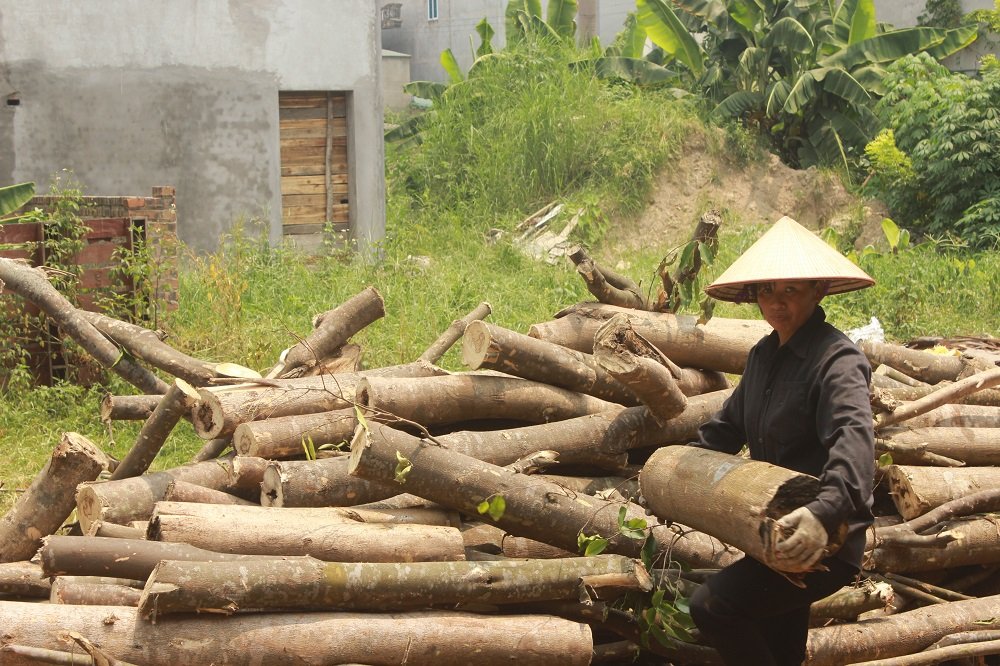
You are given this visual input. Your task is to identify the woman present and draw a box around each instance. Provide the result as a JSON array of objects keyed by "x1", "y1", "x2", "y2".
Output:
[{"x1": 688, "y1": 216, "x2": 876, "y2": 666}]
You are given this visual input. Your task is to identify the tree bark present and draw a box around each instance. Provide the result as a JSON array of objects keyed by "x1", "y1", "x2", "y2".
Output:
[
  {"x1": 874, "y1": 377, "x2": 1000, "y2": 407},
  {"x1": 39, "y1": 535, "x2": 284, "y2": 581},
  {"x1": 109, "y1": 379, "x2": 201, "y2": 480},
  {"x1": 420, "y1": 301, "x2": 492, "y2": 363},
  {"x1": 809, "y1": 580, "x2": 894, "y2": 623},
  {"x1": 878, "y1": 427, "x2": 1000, "y2": 466},
  {"x1": 162, "y1": 480, "x2": 256, "y2": 506},
  {"x1": 858, "y1": 339, "x2": 971, "y2": 385},
  {"x1": 75, "y1": 456, "x2": 267, "y2": 531},
  {"x1": 233, "y1": 407, "x2": 356, "y2": 458},
  {"x1": 846, "y1": 638, "x2": 1000, "y2": 666},
  {"x1": 148, "y1": 513, "x2": 466, "y2": 563},
  {"x1": 50, "y1": 578, "x2": 142, "y2": 606},
  {"x1": 806, "y1": 594, "x2": 1000, "y2": 665},
  {"x1": 2, "y1": 641, "x2": 139, "y2": 666},
  {"x1": 876, "y1": 366, "x2": 1000, "y2": 430},
  {"x1": 83, "y1": 521, "x2": 145, "y2": 539},
  {"x1": 568, "y1": 245, "x2": 647, "y2": 309},
  {"x1": 529, "y1": 304, "x2": 770, "y2": 374},
  {"x1": 348, "y1": 422, "x2": 738, "y2": 569},
  {"x1": 592, "y1": 313, "x2": 689, "y2": 425},
  {"x1": 888, "y1": 402, "x2": 1000, "y2": 428},
  {"x1": 357, "y1": 373, "x2": 619, "y2": 427},
  {"x1": 866, "y1": 515, "x2": 1000, "y2": 573},
  {"x1": 260, "y1": 456, "x2": 399, "y2": 507},
  {"x1": 462, "y1": 320, "x2": 639, "y2": 405},
  {"x1": 191, "y1": 361, "x2": 446, "y2": 439},
  {"x1": 278, "y1": 286, "x2": 385, "y2": 379},
  {"x1": 189, "y1": 437, "x2": 231, "y2": 462},
  {"x1": 138, "y1": 554, "x2": 650, "y2": 618},
  {"x1": 100, "y1": 393, "x2": 159, "y2": 422},
  {"x1": 151, "y1": 499, "x2": 460, "y2": 528},
  {"x1": 79, "y1": 309, "x2": 228, "y2": 387},
  {"x1": 885, "y1": 465, "x2": 1000, "y2": 519},
  {"x1": 0, "y1": 561, "x2": 51, "y2": 598},
  {"x1": 0, "y1": 601, "x2": 593, "y2": 666},
  {"x1": 640, "y1": 446, "x2": 841, "y2": 571},
  {"x1": 0, "y1": 257, "x2": 168, "y2": 394},
  {"x1": 0, "y1": 432, "x2": 113, "y2": 563}
]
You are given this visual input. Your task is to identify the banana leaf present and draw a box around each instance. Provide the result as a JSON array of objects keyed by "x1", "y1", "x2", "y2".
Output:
[
  {"x1": 728, "y1": 0, "x2": 763, "y2": 35},
  {"x1": 807, "y1": 116, "x2": 851, "y2": 170},
  {"x1": 765, "y1": 79, "x2": 792, "y2": 116},
  {"x1": 0, "y1": 182, "x2": 35, "y2": 219},
  {"x1": 505, "y1": 1, "x2": 525, "y2": 46},
  {"x1": 711, "y1": 90, "x2": 764, "y2": 121},
  {"x1": 822, "y1": 68, "x2": 870, "y2": 104},
  {"x1": 440, "y1": 49, "x2": 464, "y2": 83},
  {"x1": 592, "y1": 56, "x2": 678, "y2": 84},
  {"x1": 923, "y1": 25, "x2": 979, "y2": 61},
  {"x1": 637, "y1": 0, "x2": 705, "y2": 76},
  {"x1": 475, "y1": 18, "x2": 495, "y2": 58},
  {"x1": 847, "y1": 0, "x2": 876, "y2": 45},
  {"x1": 384, "y1": 114, "x2": 429, "y2": 144},
  {"x1": 782, "y1": 69, "x2": 820, "y2": 114},
  {"x1": 816, "y1": 105, "x2": 874, "y2": 149},
  {"x1": 670, "y1": 0, "x2": 728, "y2": 24},
  {"x1": 403, "y1": 81, "x2": 448, "y2": 100},
  {"x1": 614, "y1": 13, "x2": 647, "y2": 59},
  {"x1": 547, "y1": 0, "x2": 578, "y2": 39},
  {"x1": 524, "y1": 0, "x2": 543, "y2": 19},
  {"x1": 820, "y1": 27, "x2": 948, "y2": 69},
  {"x1": 761, "y1": 16, "x2": 814, "y2": 53}
]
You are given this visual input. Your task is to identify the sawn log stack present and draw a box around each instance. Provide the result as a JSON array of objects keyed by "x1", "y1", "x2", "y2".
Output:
[{"x1": 2, "y1": 257, "x2": 1000, "y2": 665}]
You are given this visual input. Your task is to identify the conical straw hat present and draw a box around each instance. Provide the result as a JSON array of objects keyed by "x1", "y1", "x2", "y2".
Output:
[{"x1": 705, "y1": 216, "x2": 874, "y2": 303}]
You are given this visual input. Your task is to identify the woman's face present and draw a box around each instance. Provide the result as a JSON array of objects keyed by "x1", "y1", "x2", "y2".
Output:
[{"x1": 756, "y1": 280, "x2": 823, "y2": 345}]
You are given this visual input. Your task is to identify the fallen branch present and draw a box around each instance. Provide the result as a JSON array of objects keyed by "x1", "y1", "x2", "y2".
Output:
[{"x1": 420, "y1": 301, "x2": 492, "y2": 363}]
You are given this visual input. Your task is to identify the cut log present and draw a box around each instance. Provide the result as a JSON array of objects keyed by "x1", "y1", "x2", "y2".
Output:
[
  {"x1": 420, "y1": 301, "x2": 492, "y2": 364},
  {"x1": 109, "y1": 379, "x2": 201, "y2": 480},
  {"x1": 806, "y1": 594, "x2": 1000, "y2": 665},
  {"x1": 190, "y1": 361, "x2": 446, "y2": 439},
  {"x1": 875, "y1": 377, "x2": 1000, "y2": 407},
  {"x1": 0, "y1": 561, "x2": 51, "y2": 598},
  {"x1": 50, "y1": 578, "x2": 142, "y2": 606},
  {"x1": 878, "y1": 427, "x2": 1000, "y2": 466},
  {"x1": 278, "y1": 286, "x2": 385, "y2": 379},
  {"x1": 639, "y1": 446, "x2": 841, "y2": 572},
  {"x1": 0, "y1": 257, "x2": 167, "y2": 394},
  {"x1": 461, "y1": 320, "x2": 639, "y2": 405},
  {"x1": 75, "y1": 456, "x2": 267, "y2": 531},
  {"x1": 260, "y1": 456, "x2": 399, "y2": 507},
  {"x1": 38, "y1": 535, "x2": 286, "y2": 581},
  {"x1": 875, "y1": 366, "x2": 1000, "y2": 430},
  {"x1": 0, "y1": 601, "x2": 593, "y2": 666},
  {"x1": 529, "y1": 304, "x2": 771, "y2": 374},
  {"x1": 357, "y1": 374, "x2": 619, "y2": 427},
  {"x1": 162, "y1": 480, "x2": 257, "y2": 506},
  {"x1": 809, "y1": 580, "x2": 895, "y2": 623},
  {"x1": 189, "y1": 437, "x2": 231, "y2": 462},
  {"x1": 890, "y1": 402, "x2": 1000, "y2": 428},
  {"x1": 884, "y1": 465, "x2": 1000, "y2": 519},
  {"x1": 568, "y1": 245, "x2": 647, "y2": 309},
  {"x1": 592, "y1": 313, "x2": 688, "y2": 425},
  {"x1": 2, "y1": 639, "x2": 139, "y2": 666},
  {"x1": 859, "y1": 340, "x2": 970, "y2": 385},
  {"x1": 348, "y1": 422, "x2": 738, "y2": 569},
  {"x1": 0, "y1": 432, "x2": 113, "y2": 563},
  {"x1": 83, "y1": 521, "x2": 145, "y2": 539},
  {"x1": 137, "y1": 554, "x2": 650, "y2": 618},
  {"x1": 79, "y1": 309, "x2": 230, "y2": 387},
  {"x1": 233, "y1": 407, "x2": 356, "y2": 458},
  {"x1": 151, "y1": 500, "x2": 460, "y2": 528},
  {"x1": 866, "y1": 515, "x2": 1000, "y2": 573},
  {"x1": 148, "y1": 512, "x2": 466, "y2": 562},
  {"x1": 99, "y1": 394, "x2": 159, "y2": 422}
]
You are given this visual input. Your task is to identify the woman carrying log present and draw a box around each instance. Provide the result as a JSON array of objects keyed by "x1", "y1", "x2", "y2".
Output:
[{"x1": 686, "y1": 216, "x2": 876, "y2": 666}]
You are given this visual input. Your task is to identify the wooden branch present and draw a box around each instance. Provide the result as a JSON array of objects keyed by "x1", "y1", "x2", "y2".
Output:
[
  {"x1": 888, "y1": 488, "x2": 1000, "y2": 535},
  {"x1": 163, "y1": 480, "x2": 256, "y2": 506},
  {"x1": 79, "y1": 310, "x2": 229, "y2": 387},
  {"x1": 859, "y1": 339, "x2": 969, "y2": 385},
  {"x1": 260, "y1": 456, "x2": 398, "y2": 508},
  {"x1": 462, "y1": 320, "x2": 638, "y2": 405},
  {"x1": 878, "y1": 427, "x2": 1000, "y2": 466},
  {"x1": 278, "y1": 286, "x2": 385, "y2": 379},
  {"x1": 0, "y1": 432, "x2": 113, "y2": 563},
  {"x1": 138, "y1": 555, "x2": 650, "y2": 618},
  {"x1": 0, "y1": 601, "x2": 594, "y2": 666},
  {"x1": 884, "y1": 465, "x2": 1000, "y2": 519},
  {"x1": 876, "y1": 366, "x2": 1000, "y2": 430},
  {"x1": 866, "y1": 516, "x2": 1000, "y2": 573},
  {"x1": 189, "y1": 437, "x2": 231, "y2": 462},
  {"x1": 874, "y1": 377, "x2": 1000, "y2": 407},
  {"x1": 0, "y1": 257, "x2": 167, "y2": 394},
  {"x1": 190, "y1": 361, "x2": 446, "y2": 439},
  {"x1": 348, "y1": 422, "x2": 738, "y2": 570},
  {"x1": 2, "y1": 641, "x2": 138, "y2": 666},
  {"x1": 109, "y1": 380, "x2": 201, "y2": 480},
  {"x1": 593, "y1": 313, "x2": 687, "y2": 425},
  {"x1": 0, "y1": 561, "x2": 51, "y2": 598},
  {"x1": 233, "y1": 408, "x2": 356, "y2": 458},
  {"x1": 567, "y1": 245, "x2": 647, "y2": 309},
  {"x1": 882, "y1": 572, "x2": 973, "y2": 602},
  {"x1": 51, "y1": 578, "x2": 142, "y2": 606},
  {"x1": 809, "y1": 580, "x2": 894, "y2": 623},
  {"x1": 420, "y1": 301, "x2": 492, "y2": 363},
  {"x1": 357, "y1": 373, "x2": 618, "y2": 427},
  {"x1": 100, "y1": 394, "x2": 159, "y2": 422},
  {"x1": 844, "y1": 637, "x2": 1000, "y2": 666}
]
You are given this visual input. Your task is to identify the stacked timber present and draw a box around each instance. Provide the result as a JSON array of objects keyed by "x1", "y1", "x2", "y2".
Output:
[{"x1": 2, "y1": 253, "x2": 1000, "y2": 665}]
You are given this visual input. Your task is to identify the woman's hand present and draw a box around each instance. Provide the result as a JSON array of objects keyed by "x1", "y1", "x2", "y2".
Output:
[{"x1": 774, "y1": 506, "x2": 827, "y2": 572}]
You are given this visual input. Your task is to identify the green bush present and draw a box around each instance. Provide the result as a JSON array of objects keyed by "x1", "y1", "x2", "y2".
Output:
[{"x1": 867, "y1": 53, "x2": 1000, "y2": 246}]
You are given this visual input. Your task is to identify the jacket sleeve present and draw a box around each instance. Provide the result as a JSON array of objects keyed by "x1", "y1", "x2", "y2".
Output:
[
  {"x1": 694, "y1": 378, "x2": 747, "y2": 455},
  {"x1": 805, "y1": 343, "x2": 875, "y2": 533}
]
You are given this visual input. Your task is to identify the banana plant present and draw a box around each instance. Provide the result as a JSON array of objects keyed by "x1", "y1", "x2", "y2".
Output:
[
  {"x1": 636, "y1": 0, "x2": 979, "y2": 168},
  {"x1": 0, "y1": 182, "x2": 35, "y2": 221}
]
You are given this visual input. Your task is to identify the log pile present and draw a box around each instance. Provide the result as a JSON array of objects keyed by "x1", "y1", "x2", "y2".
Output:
[{"x1": 2, "y1": 253, "x2": 1000, "y2": 665}]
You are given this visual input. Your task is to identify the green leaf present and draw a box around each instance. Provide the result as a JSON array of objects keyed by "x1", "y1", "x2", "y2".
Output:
[
  {"x1": 711, "y1": 91, "x2": 764, "y2": 121},
  {"x1": 641, "y1": 533, "x2": 658, "y2": 569},
  {"x1": 487, "y1": 495, "x2": 506, "y2": 521},
  {"x1": 584, "y1": 537, "x2": 609, "y2": 556},
  {"x1": 354, "y1": 405, "x2": 369, "y2": 432},
  {"x1": 848, "y1": 0, "x2": 877, "y2": 45},
  {"x1": 615, "y1": 13, "x2": 648, "y2": 59},
  {"x1": 636, "y1": 0, "x2": 705, "y2": 76},
  {"x1": 820, "y1": 28, "x2": 949, "y2": 70},
  {"x1": 505, "y1": 1, "x2": 526, "y2": 46},
  {"x1": 591, "y1": 57, "x2": 678, "y2": 85},
  {"x1": 394, "y1": 450, "x2": 412, "y2": 484},
  {"x1": 302, "y1": 435, "x2": 317, "y2": 461},
  {"x1": 822, "y1": 68, "x2": 871, "y2": 104},
  {"x1": 524, "y1": 0, "x2": 543, "y2": 18},
  {"x1": 923, "y1": 25, "x2": 979, "y2": 61},
  {"x1": 546, "y1": 0, "x2": 578, "y2": 38},
  {"x1": 474, "y1": 18, "x2": 496, "y2": 58},
  {"x1": 727, "y1": 0, "x2": 763, "y2": 34},
  {"x1": 881, "y1": 217, "x2": 901, "y2": 248},
  {"x1": 782, "y1": 70, "x2": 820, "y2": 114},
  {"x1": 440, "y1": 48, "x2": 464, "y2": 84},
  {"x1": 761, "y1": 17, "x2": 814, "y2": 53},
  {"x1": 878, "y1": 452, "x2": 893, "y2": 467},
  {"x1": 477, "y1": 500, "x2": 491, "y2": 514},
  {"x1": 384, "y1": 114, "x2": 429, "y2": 144},
  {"x1": 0, "y1": 182, "x2": 35, "y2": 219},
  {"x1": 402, "y1": 80, "x2": 447, "y2": 100}
]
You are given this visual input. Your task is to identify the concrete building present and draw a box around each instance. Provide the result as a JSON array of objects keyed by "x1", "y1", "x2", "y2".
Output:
[{"x1": 0, "y1": 1, "x2": 386, "y2": 253}]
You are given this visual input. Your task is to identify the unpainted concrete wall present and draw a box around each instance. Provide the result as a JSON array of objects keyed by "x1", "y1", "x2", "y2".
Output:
[{"x1": 0, "y1": 0, "x2": 385, "y2": 252}]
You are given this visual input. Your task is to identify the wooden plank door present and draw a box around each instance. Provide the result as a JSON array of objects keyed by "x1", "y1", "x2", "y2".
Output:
[{"x1": 279, "y1": 91, "x2": 350, "y2": 237}]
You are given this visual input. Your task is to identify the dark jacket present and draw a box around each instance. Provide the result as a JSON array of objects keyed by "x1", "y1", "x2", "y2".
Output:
[{"x1": 696, "y1": 306, "x2": 874, "y2": 567}]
